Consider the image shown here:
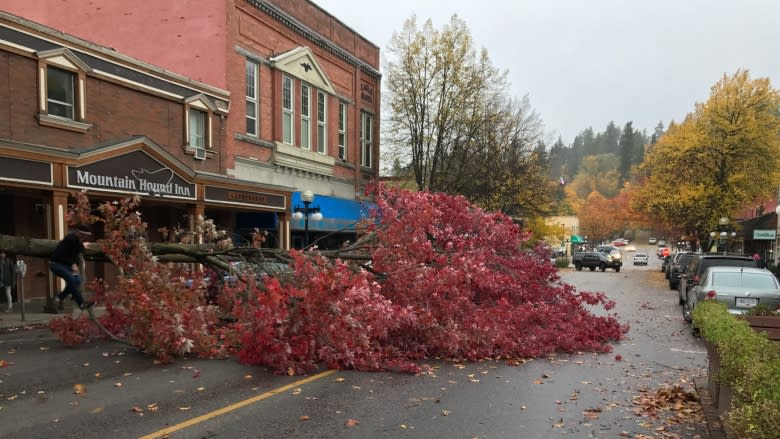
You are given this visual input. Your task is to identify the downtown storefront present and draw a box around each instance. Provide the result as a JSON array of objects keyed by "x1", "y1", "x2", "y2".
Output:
[{"x1": 0, "y1": 136, "x2": 292, "y2": 304}]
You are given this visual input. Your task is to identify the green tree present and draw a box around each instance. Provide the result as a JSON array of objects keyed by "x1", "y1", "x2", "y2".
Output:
[
  {"x1": 569, "y1": 154, "x2": 621, "y2": 199},
  {"x1": 633, "y1": 70, "x2": 780, "y2": 242},
  {"x1": 618, "y1": 121, "x2": 637, "y2": 183}
]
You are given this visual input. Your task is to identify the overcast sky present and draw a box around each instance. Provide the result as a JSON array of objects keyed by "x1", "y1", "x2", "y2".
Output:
[{"x1": 313, "y1": 0, "x2": 780, "y2": 145}]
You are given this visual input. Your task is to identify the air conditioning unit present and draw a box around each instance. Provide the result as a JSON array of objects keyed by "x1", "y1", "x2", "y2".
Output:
[{"x1": 194, "y1": 147, "x2": 206, "y2": 160}]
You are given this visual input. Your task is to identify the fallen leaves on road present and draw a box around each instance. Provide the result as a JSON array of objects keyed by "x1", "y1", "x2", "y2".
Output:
[
  {"x1": 300, "y1": 415, "x2": 310, "y2": 421},
  {"x1": 73, "y1": 384, "x2": 86, "y2": 395},
  {"x1": 582, "y1": 407, "x2": 602, "y2": 420},
  {"x1": 346, "y1": 418, "x2": 359, "y2": 427},
  {"x1": 631, "y1": 383, "x2": 705, "y2": 436}
]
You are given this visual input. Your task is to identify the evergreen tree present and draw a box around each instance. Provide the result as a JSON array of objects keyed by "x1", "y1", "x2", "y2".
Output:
[{"x1": 618, "y1": 122, "x2": 637, "y2": 183}]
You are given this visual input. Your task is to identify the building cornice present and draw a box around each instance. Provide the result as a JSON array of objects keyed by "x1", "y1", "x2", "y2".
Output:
[{"x1": 246, "y1": 0, "x2": 381, "y2": 80}]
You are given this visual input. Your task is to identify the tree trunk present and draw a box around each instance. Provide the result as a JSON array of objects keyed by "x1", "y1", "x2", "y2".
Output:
[{"x1": 0, "y1": 234, "x2": 372, "y2": 266}]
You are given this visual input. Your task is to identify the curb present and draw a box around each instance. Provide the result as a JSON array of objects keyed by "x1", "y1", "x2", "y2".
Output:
[{"x1": 693, "y1": 376, "x2": 729, "y2": 439}]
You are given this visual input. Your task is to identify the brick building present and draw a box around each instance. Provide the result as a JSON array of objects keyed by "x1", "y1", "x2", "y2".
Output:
[
  {"x1": 4, "y1": 0, "x2": 382, "y2": 249},
  {"x1": 0, "y1": 12, "x2": 294, "y2": 304}
]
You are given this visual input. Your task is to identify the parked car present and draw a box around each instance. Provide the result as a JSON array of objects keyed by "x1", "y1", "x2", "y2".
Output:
[
  {"x1": 633, "y1": 252, "x2": 648, "y2": 265},
  {"x1": 648, "y1": 237, "x2": 657, "y2": 245},
  {"x1": 677, "y1": 253, "x2": 758, "y2": 305},
  {"x1": 667, "y1": 252, "x2": 696, "y2": 290},
  {"x1": 682, "y1": 266, "x2": 780, "y2": 322},
  {"x1": 611, "y1": 239, "x2": 627, "y2": 247}
]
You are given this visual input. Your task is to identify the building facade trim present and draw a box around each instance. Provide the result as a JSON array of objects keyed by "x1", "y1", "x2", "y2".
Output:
[
  {"x1": 270, "y1": 46, "x2": 336, "y2": 95},
  {"x1": 245, "y1": 0, "x2": 381, "y2": 79}
]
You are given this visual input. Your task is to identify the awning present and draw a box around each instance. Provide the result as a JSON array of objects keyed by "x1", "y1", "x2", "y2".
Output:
[
  {"x1": 290, "y1": 192, "x2": 375, "y2": 232},
  {"x1": 570, "y1": 235, "x2": 586, "y2": 244}
]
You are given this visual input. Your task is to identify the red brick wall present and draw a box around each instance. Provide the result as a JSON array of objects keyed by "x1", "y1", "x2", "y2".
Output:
[
  {"x1": 267, "y1": 0, "x2": 379, "y2": 69},
  {"x1": 0, "y1": 51, "x2": 223, "y2": 174},
  {"x1": 2, "y1": 0, "x2": 230, "y2": 87}
]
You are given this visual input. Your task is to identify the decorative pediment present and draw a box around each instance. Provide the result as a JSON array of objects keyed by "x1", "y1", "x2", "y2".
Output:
[
  {"x1": 185, "y1": 94, "x2": 220, "y2": 113},
  {"x1": 270, "y1": 47, "x2": 336, "y2": 95},
  {"x1": 36, "y1": 48, "x2": 91, "y2": 73}
]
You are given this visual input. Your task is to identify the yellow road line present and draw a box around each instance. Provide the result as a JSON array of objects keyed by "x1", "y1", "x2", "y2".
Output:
[{"x1": 138, "y1": 369, "x2": 337, "y2": 439}]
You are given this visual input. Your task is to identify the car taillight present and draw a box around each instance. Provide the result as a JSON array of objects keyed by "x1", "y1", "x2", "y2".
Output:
[{"x1": 705, "y1": 290, "x2": 716, "y2": 300}]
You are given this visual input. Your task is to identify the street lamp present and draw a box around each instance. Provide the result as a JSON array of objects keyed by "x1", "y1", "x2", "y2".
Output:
[
  {"x1": 709, "y1": 217, "x2": 737, "y2": 253},
  {"x1": 292, "y1": 190, "x2": 323, "y2": 248},
  {"x1": 775, "y1": 204, "x2": 780, "y2": 265}
]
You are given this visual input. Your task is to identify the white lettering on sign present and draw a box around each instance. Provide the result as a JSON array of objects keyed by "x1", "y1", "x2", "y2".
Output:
[
  {"x1": 76, "y1": 170, "x2": 137, "y2": 190},
  {"x1": 75, "y1": 167, "x2": 192, "y2": 197}
]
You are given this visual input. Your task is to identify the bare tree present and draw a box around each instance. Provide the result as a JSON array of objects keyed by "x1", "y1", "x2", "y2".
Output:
[{"x1": 384, "y1": 15, "x2": 549, "y2": 216}]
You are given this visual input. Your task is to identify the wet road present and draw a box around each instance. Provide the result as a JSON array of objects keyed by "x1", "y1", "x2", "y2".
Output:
[{"x1": 0, "y1": 248, "x2": 710, "y2": 438}]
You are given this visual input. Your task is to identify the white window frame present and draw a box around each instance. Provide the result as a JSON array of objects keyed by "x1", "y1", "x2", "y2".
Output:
[
  {"x1": 36, "y1": 48, "x2": 92, "y2": 133},
  {"x1": 282, "y1": 75, "x2": 294, "y2": 145},
  {"x1": 188, "y1": 108, "x2": 207, "y2": 150},
  {"x1": 317, "y1": 91, "x2": 327, "y2": 154},
  {"x1": 300, "y1": 83, "x2": 311, "y2": 150},
  {"x1": 245, "y1": 60, "x2": 258, "y2": 136},
  {"x1": 360, "y1": 111, "x2": 373, "y2": 168},
  {"x1": 338, "y1": 102, "x2": 347, "y2": 160}
]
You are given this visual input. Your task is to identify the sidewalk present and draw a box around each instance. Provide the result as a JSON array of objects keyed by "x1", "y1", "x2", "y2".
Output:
[{"x1": 0, "y1": 300, "x2": 99, "y2": 331}]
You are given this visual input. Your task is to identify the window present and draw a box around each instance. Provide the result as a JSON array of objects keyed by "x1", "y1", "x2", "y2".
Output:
[
  {"x1": 189, "y1": 108, "x2": 207, "y2": 150},
  {"x1": 47, "y1": 66, "x2": 75, "y2": 119},
  {"x1": 184, "y1": 95, "x2": 217, "y2": 159},
  {"x1": 246, "y1": 60, "x2": 258, "y2": 136},
  {"x1": 36, "y1": 48, "x2": 92, "y2": 132},
  {"x1": 338, "y1": 102, "x2": 347, "y2": 160},
  {"x1": 360, "y1": 111, "x2": 373, "y2": 167},
  {"x1": 282, "y1": 75, "x2": 294, "y2": 144},
  {"x1": 300, "y1": 83, "x2": 311, "y2": 149},
  {"x1": 317, "y1": 91, "x2": 327, "y2": 154}
]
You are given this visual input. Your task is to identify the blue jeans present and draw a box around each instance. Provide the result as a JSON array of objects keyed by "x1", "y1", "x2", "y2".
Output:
[{"x1": 49, "y1": 261, "x2": 85, "y2": 307}]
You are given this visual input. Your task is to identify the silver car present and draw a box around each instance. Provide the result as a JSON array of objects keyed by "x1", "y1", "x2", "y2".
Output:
[{"x1": 682, "y1": 266, "x2": 780, "y2": 322}]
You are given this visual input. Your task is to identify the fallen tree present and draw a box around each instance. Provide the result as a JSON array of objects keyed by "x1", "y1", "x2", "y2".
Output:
[{"x1": 45, "y1": 188, "x2": 628, "y2": 374}]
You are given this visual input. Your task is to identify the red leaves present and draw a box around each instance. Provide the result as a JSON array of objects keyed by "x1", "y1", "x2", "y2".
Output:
[{"x1": 50, "y1": 188, "x2": 627, "y2": 375}]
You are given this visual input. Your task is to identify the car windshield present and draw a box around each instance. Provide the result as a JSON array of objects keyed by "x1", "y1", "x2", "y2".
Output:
[{"x1": 711, "y1": 272, "x2": 777, "y2": 289}]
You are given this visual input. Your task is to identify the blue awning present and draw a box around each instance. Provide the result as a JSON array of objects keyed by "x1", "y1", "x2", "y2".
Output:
[{"x1": 290, "y1": 192, "x2": 375, "y2": 232}]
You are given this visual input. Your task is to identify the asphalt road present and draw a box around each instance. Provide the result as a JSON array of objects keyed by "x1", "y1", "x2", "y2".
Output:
[{"x1": 0, "y1": 246, "x2": 711, "y2": 439}]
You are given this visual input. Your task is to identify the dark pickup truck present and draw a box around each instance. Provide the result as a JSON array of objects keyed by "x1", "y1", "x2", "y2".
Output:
[{"x1": 572, "y1": 251, "x2": 622, "y2": 272}]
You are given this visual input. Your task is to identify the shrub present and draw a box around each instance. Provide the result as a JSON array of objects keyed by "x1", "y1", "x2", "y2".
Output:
[
  {"x1": 554, "y1": 257, "x2": 570, "y2": 268},
  {"x1": 693, "y1": 301, "x2": 780, "y2": 438}
]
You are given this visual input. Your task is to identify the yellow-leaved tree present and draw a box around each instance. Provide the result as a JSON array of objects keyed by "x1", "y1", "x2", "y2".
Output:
[{"x1": 633, "y1": 69, "x2": 780, "y2": 244}]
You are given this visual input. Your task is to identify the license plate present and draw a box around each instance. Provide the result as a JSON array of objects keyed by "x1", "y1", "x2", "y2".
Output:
[{"x1": 735, "y1": 297, "x2": 758, "y2": 308}]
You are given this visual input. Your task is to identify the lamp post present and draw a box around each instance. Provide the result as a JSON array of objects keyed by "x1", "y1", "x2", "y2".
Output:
[
  {"x1": 560, "y1": 223, "x2": 565, "y2": 256},
  {"x1": 709, "y1": 217, "x2": 736, "y2": 253},
  {"x1": 292, "y1": 190, "x2": 323, "y2": 249},
  {"x1": 775, "y1": 204, "x2": 780, "y2": 266}
]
